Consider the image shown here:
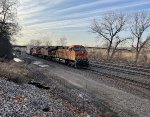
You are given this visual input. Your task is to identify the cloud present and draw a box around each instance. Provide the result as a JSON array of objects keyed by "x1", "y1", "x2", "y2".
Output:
[
  {"x1": 19, "y1": 0, "x2": 150, "y2": 29},
  {"x1": 53, "y1": 0, "x2": 121, "y2": 14},
  {"x1": 16, "y1": 0, "x2": 150, "y2": 46}
]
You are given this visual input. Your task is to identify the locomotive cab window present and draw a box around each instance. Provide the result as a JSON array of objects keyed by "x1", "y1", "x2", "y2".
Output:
[{"x1": 73, "y1": 47, "x2": 86, "y2": 51}]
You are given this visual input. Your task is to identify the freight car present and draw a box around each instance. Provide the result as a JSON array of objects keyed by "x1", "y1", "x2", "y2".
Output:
[{"x1": 30, "y1": 45, "x2": 89, "y2": 68}]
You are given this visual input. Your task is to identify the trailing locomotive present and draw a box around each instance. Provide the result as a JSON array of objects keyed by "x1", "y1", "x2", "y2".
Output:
[{"x1": 29, "y1": 45, "x2": 89, "y2": 68}]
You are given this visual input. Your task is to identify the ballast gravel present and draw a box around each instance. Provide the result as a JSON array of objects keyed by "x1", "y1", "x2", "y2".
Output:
[{"x1": 0, "y1": 79, "x2": 74, "y2": 117}]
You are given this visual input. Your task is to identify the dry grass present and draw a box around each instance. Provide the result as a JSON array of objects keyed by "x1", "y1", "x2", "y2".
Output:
[
  {"x1": 0, "y1": 61, "x2": 30, "y2": 84},
  {"x1": 88, "y1": 48, "x2": 150, "y2": 65}
]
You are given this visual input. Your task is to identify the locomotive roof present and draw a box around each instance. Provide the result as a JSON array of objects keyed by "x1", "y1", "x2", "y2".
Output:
[
  {"x1": 32, "y1": 45, "x2": 85, "y2": 49},
  {"x1": 70, "y1": 45, "x2": 84, "y2": 48}
]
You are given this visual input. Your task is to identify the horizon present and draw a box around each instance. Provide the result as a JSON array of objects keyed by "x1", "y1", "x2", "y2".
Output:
[{"x1": 16, "y1": 0, "x2": 150, "y2": 46}]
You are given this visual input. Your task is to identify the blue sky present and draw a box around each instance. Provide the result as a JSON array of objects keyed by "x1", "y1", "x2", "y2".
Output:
[{"x1": 16, "y1": 0, "x2": 150, "y2": 46}]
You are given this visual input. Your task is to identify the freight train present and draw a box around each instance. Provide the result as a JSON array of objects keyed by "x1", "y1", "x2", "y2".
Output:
[{"x1": 28, "y1": 45, "x2": 89, "y2": 68}]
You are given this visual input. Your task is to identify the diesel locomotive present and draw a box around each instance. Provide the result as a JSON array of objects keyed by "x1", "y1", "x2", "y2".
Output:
[{"x1": 29, "y1": 45, "x2": 89, "y2": 68}]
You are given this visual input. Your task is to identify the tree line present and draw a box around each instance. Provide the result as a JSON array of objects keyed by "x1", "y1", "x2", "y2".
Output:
[
  {"x1": 91, "y1": 12, "x2": 150, "y2": 63},
  {"x1": 29, "y1": 37, "x2": 67, "y2": 46}
]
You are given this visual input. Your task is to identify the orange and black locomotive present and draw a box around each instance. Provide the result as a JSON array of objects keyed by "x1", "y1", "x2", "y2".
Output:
[{"x1": 29, "y1": 45, "x2": 89, "y2": 68}]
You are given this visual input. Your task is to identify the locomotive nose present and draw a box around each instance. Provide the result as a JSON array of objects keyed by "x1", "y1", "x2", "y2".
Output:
[
  {"x1": 76, "y1": 51, "x2": 86, "y2": 55},
  {"x1": 75, "y1": 51, "x2": 88, "y2": 59}
]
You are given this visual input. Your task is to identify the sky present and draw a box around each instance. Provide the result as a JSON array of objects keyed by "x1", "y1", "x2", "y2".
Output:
[{"x1": 16, "y1": 0, "x2": 150, "y2": 46}]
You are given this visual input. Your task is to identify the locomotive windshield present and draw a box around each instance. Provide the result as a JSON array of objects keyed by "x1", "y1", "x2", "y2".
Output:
[{"x1": 73, "y1": 47, "x2": 85, "y2": 51}]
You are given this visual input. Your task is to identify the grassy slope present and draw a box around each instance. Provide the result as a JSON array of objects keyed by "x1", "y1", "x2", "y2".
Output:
[{"x1": 0, "y1": 61, "x2": 30, "y2": 84}]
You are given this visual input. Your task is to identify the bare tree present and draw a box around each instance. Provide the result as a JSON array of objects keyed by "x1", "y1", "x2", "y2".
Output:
[
  {"x1": 42, "y1": 38, "x2": 52, "y2": 46},
  {"x1": 30, "y1": 39, "x2": 42, "y2": 46},
  {"x1": 110, "y1": 36, "x2": 129, "y2": 58},
  {"x1": 57, "y1": 37, "x2": 67, "y2": 46},
  {"x1": 41, "y1": 34, "x2": 53, "y2": 46},
  {"x1": 0, "y1": 0, "x2": 19, "y2": 59},
  {"x1": 130, "y1": 11, "x2": 150, "y2": 63},
  {"x1": 91, "y1": 13, "x2": 127, "y2": 59},
  {"x1": 45, "y1": 40, "x2": 52, "y2": 46}
]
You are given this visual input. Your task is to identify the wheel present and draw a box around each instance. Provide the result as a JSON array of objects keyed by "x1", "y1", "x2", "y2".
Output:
[{"x1": 74, "y1": 62, "x2": 79, "y2": 68}]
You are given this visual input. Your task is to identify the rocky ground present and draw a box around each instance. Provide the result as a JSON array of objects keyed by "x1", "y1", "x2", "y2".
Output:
[
  {"x1": 0, "y1": 61, "x2": 75, "y2": 117},
  {"x1": 0, "y1": 79, "x2": 74, "y2": 117},
  {"x1": 0, "y1": 57, "x2": 117, "y2": 117}
]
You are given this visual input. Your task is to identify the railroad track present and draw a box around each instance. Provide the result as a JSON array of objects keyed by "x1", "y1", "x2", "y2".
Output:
[
  {"x1": 24, "y1": 53, "x2": 150, "y2": 89},
  {"x1": 90, "y1": 60, "x2": 150, "y2": 73},
  {"x1": 90, "y1": 62, "x2": 150, "y2": 77},
  {"x1": 87, "y1": 64, "x2": 150, "y2": 90}
]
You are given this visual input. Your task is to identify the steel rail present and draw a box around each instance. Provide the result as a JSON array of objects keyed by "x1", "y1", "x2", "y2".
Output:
[{"x1": 87, "y1": 66, "x2": 150, "y2": 90}]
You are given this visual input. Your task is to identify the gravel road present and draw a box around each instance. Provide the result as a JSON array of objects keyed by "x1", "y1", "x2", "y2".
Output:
[
  {"x1": 46, "y1": 65, "x2": 150, "y2": 117},
  {"x1": 20, "y1": 53, "x2": 150, "y2": 117}
]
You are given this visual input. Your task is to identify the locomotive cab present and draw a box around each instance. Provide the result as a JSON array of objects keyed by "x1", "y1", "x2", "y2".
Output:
[{"x1": 69, "y1": 45, "x2": 89, "y2": 68}]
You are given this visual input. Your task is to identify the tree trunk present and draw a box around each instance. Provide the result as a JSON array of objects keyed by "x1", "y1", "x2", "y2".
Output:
[
  {"x1": 134, "y1": 37, "x2": 141, "y2": 64},
  {"x1": 0, "y1": 32, "x2": 13, "y2": 60},
  {"x1": 135, "y1": 51, "x2": 140, "y2": 64},
  {"x1": 110, "y1": 45, "x2": 118, "y2": 59},
  {"x1": 107, "y1": 40, "x2": 113, "y2": 59}
]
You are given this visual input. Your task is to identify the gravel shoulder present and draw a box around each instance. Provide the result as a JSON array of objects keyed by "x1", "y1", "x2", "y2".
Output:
[
  {"x1": 21, "y1": 53, "x2": 150, "y2": 117},
  {"x1": 45, "y1": 63, "x2": 150, "y2": 117},
  {"x1": 0, "y1": 79, "x2": 75, "y2": 117}
]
